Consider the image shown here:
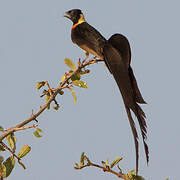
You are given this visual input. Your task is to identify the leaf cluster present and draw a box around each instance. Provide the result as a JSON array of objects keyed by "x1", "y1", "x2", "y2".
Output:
[
  {"x1": 36, "y1": 58, "x2": 89, "y2": 107},
  {"x1": 0, "y1": 125, "x2": 43, "y2": 178},
  {"x1": 74, "y1": 152, "x2": 145, "y2": 180}
]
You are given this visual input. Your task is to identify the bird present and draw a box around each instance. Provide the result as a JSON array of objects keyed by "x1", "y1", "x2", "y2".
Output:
[{"x1": 64, "y1": 9, "x2": 149, "y2": 173}]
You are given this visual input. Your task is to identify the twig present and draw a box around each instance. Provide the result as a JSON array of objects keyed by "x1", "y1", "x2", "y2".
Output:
[
  {"x1": 74, "y1": 162, "x2": 129, "y2": 180},
  {"x1": 1, "y1": 142, "x2": 21, "y2": 162},
  {"x1": 12, "y1": 124, "x2": 38, "y2": 132},
  {"x1": 0, "y1": 58, "x2": 103, "y2": 142}
]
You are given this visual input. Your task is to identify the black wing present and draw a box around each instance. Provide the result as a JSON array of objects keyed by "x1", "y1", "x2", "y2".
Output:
[
  {"x1": 108, "y1": 34, "x2": 146, "y2": 104},
  {"x1": 71, "y1": 22, "x2": 106, "y2": 59}
]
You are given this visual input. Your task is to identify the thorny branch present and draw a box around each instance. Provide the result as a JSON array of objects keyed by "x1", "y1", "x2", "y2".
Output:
[
  {"x1": 0, "y1": 58, "x2": 103, "y2": 142},
  {"x1": 74, "y1": 156, "x2": 132, "y2": 180}
]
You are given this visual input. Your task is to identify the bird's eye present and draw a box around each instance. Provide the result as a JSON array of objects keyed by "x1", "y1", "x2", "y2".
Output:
[{"x1": 68, "y1": 10, "x2": 71, "y2": 13}]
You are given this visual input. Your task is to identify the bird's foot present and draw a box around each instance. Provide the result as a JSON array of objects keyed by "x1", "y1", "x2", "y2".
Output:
[{"x1": 82, "y1": 52, "x2": 89, "y2": 64}]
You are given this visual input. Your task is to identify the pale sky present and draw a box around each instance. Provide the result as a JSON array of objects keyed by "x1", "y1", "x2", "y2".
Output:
[{"x1": 0, "y1": 0, "x2": 180, "y2": 180}]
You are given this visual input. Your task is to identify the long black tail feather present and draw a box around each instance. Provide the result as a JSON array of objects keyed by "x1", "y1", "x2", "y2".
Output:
[
  {"x1": 132, "y1": 103, "x2": 149, "y2": 165},
  {"x1": 125, "y1": 106, "x2": 139, "y2": 173}
]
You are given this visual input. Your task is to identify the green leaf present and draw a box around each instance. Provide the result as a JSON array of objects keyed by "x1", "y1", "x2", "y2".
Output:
[
  {"x1": 18, "y1": 144, "x2": 31, "y2": 158},
  {"x1": 69, "y1": 88, "x2": 77, "y2": 104},
  {"x1": 80, "y1": 152, "x2": 85, "y2": 166},
  {"x1": 64, "y1": 58, "x2": 76, "y2": 71},
  {"x1": 71, "y1": 73, "x2": 81, "y2": 81},
  {"x1": 135, "y1": 176, "x2": 145, "y2": 180},
  {"x1": 0, "y1": 126, "x2": 4, "y2": 132},
  {"x1": 61, "y1": 74, "x2": 66, "y2": 82},
  {"x1": 36, "y1": 128, "x2": 43, "y2": 133},
  {"x1": 61, "y1": 70, "x2": 74, "y2": 84},
  {"x1": 127, "y1": 169, "x2": 145, "y2": 180},
  {"x1": 101, "y1": 161, "x2": 106, "y2": 167},
  {"x1": 33, "y1": 130, "x2": 42, "y2": 138},
  {"x1": 72, "y1": 80, "x2": 88, "y2": 88},
  {"x1": 0, "y1": 155, "x2": 4, "y2": 163},
  {"x1": 128, "y1": 169, "x2": 136, "y2": 176},
  {"x1": 33, "y1": 128, "x2": 43, "y2": 138},
  {"x1": 53, "y1": 104, "x2": 60, "y2": 110},
  {"x1": 2, "y1": 156, "x2": 15, "y2": 178},
  {"x1": 110, "y1": 157, "x2": 123, "y2": 168},
  {"x1": 45, "y1": 94, "x2": 50, "y2": 109},
  {"x1": 0, "y1": 145, "x2": 5, "y2": 152},
  {"x1": 0, "y1": 163, "x2": 6, "y2": 177},
  {"x1": 74, "y1": 163, "x2": 80, "y2": 169},
  {"x1": 106, "y1": 160, "x2": 109, "y2": 167},
  {"x1": 36, "y1": 81, "x2": 45, "y2": 90},
  {"x1": 6, "y1": 133, "x2": 16, "y2": 152},
  {"x1": 58, "y1": 90, "x2": 64, "y2": 95}
]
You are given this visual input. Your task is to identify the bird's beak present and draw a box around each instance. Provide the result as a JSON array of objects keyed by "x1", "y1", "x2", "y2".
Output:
[{"x1": 64, "y1": 12, "x2": 71, "y2": 19}]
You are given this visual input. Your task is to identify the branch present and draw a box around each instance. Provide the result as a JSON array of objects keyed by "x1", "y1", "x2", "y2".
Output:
[
  {"x1": 73, "y1": 153, "x2": 142, "y2": 180},
  {"x1": 12, "y1": 124, "x2": 38, "y2": 132},
  {"x1": 75, "y1": 163, "x2": 128, "y2": 179},
  {"x1": 74, "y1": 156, "x2": 130, "y2": 180},
  {"x1": 0, "y1": 58, "x2": 103, "y2": 142}
]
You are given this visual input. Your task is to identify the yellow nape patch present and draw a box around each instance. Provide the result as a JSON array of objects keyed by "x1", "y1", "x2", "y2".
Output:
[
  {"x1": 72, "y1": 14, "x2": 85, "y2": 30},
  {"x1": 78, "y1": 14, "x2": 85, "y2": 24}
]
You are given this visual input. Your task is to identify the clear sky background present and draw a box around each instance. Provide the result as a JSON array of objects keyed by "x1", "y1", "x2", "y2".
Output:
[{"x1": 0, "y1": 0, "x2": 179, "y2": 180}]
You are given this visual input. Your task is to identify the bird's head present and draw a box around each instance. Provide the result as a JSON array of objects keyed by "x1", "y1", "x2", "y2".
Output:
[{"x1": 64, "y1": 9, "x2": 85, "y2": 25}]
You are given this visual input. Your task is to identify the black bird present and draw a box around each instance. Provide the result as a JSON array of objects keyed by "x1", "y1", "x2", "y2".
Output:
[{"x1": 64, "y1": 9, "x2": 149, "y2": 173}]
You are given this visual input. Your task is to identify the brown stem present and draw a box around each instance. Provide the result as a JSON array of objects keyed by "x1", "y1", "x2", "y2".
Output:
[
  {"x1": 11, "y1": 124, "x2": 37, "y2": 132},
  {"x1": 75, "y1": 161, "x2": 130, "y2": 180}
]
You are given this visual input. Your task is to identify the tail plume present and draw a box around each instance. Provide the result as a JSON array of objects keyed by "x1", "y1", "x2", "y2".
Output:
[
  {"x1": 132, "y1": 104, "x2": 149, "y2": 165},
  {"x1": 125, "y1": 106, "x2": 139, "y2": 173},
  {"x1": 103, "y1": 41, "x2": 149, "y2": 174}
]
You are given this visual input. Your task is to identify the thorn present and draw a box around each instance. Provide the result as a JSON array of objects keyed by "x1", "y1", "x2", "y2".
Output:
[
  {"x1": 31, "y1": 109, "x2": 38, "y2": 122},
  {"x1": 31, "y1": 109, "x2": 34, "y2": 116},
  {"x1": 117, "y1": 165, "x2": 122, "y2": 172},
  {"x1": 34, "y1": 119, "x2": 38, "y2": 123}
]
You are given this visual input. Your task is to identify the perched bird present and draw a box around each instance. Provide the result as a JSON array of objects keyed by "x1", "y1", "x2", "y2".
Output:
[{"x1": 64, "y1": 9, "x2": 148, "y2": 173}]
